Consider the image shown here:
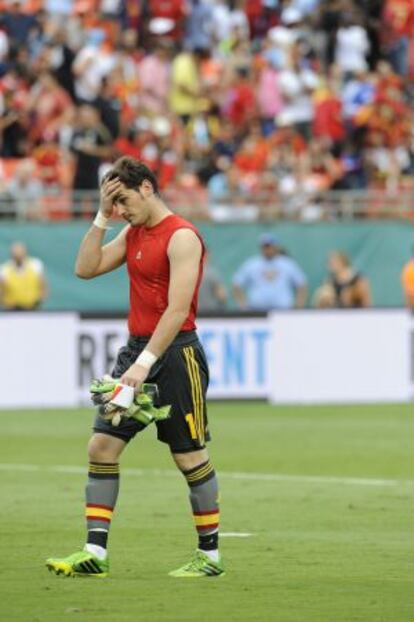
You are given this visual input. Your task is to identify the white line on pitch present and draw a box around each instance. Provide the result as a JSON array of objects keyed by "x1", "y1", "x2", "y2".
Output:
[
  {"x1": 0, "y1": 463, "x2": 409, "y2": 487},
  {"x1": 221, "y1": 532, "x2": 254, "y2": 538}
]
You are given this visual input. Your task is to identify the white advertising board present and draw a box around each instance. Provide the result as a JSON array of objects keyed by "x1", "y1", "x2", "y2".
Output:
[
  {"x1": 268, "y1": 310, "x2": 411, "y2": 404},
  {"x1": 76, "y1": 317, "x2": 271, "y2": 402},
  {"x1": 1, "y1": 311, "x2": 413, "y2": 408},
  {"x1": 0, "y1": 313, "x2": 77, "y2": 408},
  {"x1": 196, "y1": 318, "x2": 271, "y2": 398}
]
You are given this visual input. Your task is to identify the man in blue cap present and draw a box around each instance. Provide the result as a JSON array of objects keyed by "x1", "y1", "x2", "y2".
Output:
[{"x1": 232, "y1": 233, "x2": 307, "y2": 310}]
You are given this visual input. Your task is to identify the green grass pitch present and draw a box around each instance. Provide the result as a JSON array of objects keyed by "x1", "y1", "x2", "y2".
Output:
[{"x1": 1, "y1": 402, "x2": 414, "y2": 622}]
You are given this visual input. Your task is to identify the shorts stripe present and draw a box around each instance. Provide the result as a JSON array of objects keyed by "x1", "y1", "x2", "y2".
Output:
[
  {"x1": 191, "y1": 348, "x2": 204, "y2": 445},
  {"x1": 183, "y1": 347, "x2": 204, "y2": 444},
  {"x1": 183, "y1": 348, "x2": 198, "y2": 439},
  {"x1": 183, "y1": 347, "x2": 202, "y2": 443}
]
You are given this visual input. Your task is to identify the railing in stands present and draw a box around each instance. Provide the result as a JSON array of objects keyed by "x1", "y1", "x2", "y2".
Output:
[{"x1": 0, "y1": 189, "x2": 413, "y2": 222}]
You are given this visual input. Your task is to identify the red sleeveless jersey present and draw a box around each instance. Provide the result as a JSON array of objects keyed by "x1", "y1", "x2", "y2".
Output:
[{"x1": 126, "y1": 214, "x2": 205, "y2": 336}]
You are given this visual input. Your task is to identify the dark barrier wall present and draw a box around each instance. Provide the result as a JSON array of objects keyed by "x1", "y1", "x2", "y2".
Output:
[{"x1": 0, "y1": 221, "x2": 410, "y2": 310}]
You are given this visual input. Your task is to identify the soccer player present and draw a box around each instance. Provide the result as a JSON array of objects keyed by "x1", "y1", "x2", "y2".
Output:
[{"x1": 46, "y1": 157, "x2": 223, "y2": 578}]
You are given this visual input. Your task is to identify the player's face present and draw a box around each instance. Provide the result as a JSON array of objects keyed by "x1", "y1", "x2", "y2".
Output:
[{"x1": 113, "y1": 182, "x2": 152, "y2": 226}]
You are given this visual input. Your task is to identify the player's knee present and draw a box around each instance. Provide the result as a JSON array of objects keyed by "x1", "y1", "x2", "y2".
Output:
[
  {"x1": 88, "y1": 434, "x2": 122, "y2": 463},
  {"x1": 172, "y1": 448, "x2": 209, "y2": 472}
]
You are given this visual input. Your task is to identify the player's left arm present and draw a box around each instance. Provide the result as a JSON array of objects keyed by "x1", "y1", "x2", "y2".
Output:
[{"x1": 120, "y1": 228, "x2": 202, "y2": 389}]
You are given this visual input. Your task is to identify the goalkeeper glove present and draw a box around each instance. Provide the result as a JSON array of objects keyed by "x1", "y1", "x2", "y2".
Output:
[{"x1": 90, "y1": 376, "x2": 171, "y2": 427}]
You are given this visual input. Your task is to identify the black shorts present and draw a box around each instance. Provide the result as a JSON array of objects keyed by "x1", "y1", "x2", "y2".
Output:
[{"x1": 93, "y1": 330, "x2": 210, "y2": 453}]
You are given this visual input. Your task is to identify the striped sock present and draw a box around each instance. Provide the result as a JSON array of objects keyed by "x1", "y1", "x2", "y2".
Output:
[
  {"x1": 182, "y1": 460, "x2": 220, "y2": 556},
  {"x1": 85, "y1": 462, "x2": 119, "y2": 551}
]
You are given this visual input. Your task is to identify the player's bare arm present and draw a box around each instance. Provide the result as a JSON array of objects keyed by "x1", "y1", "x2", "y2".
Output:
[
  {"x1": 75, "y1": 176, "x2": 129, "y2": 279},
  {"x1": 120, "y1": 228, "x2": 202, "y2": 389}
]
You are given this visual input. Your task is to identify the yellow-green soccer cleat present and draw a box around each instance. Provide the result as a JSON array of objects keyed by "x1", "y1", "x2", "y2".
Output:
[
  {"x1": 169, "y1": 550, "x2": 225, "y2": 578},
  {"x1": 45, "y1": 550, "x2": 109, "y2": 578}
]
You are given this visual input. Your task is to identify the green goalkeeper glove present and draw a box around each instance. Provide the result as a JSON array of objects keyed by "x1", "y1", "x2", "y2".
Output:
[{"x1": 90, "y1": 376, "x2": 171, "y2": 427}]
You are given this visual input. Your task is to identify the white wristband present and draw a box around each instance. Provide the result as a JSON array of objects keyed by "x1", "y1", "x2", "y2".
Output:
[
  {"x1": 93, "y1": 211, "x2": 110, "y2": 230},
  {"x1": 136, "y1": 349, "x2": 158, "y2": 370}
]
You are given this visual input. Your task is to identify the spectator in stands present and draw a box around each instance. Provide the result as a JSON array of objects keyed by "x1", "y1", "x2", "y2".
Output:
[
  {"x1": 7, "y1": 159, "x2": 43, "y2": 219},
  {"x1": 0, "y1": 0, "x2": 38, "y2": 48},
  {"x1": 0, "y1": 241, "x2": 48, "y2": 310},
  {"x1": 184, "y1": 0, "x2": 213, "y2": 52},
  {"x1": 70, "y1": 104, "x2": 112, "y2": 190},
  {"x1": 72, "y1": 28, "x2": 117, "y2": 102},
  {"x1": 0, "y1": 0, "x2": 413, "y2": 221},
  {"x1": 0, "y1": 78, "x2": 27, "y2": 157},
  {"x1": 382, "y1": 0, "x2": 414, "y2": 76},
  {"x1": 232, "y1": 233, "x2": 308, "y2": 310},
  {"x1": 313, "y1": 250, "x2": 371, "y2": 307},
  {"x1": 43, "y1": 25, "x2": 76, "y2": 99},
  {"x1": 70, "y1": 104, "x2": 112, "y2": 216},
  {"x1": 198, "y1": 250, "x2": 227, "y2": 313},
  {"x1": 222, "y1": 66, "x2": 256, "y2": 133},
  {"x1": 256, "y1": 50, "x2": 284, "y2": 137},
  {"x1": 169, "y1": 46, "x2": 204, "y2": 125},
  {"x1": 334, "y1": 11, "x2": 370, "y2": 76},
  {"x1": 400, "y1": 247, "x2": 414, "y2": 310},
  {"x1": 208, "y1": 159, "x2": 238, "y2": 195},
  {"x1": 93, "y1": 75, "x2": 121, "y2": 140},
  {"x1": 277, "y1": 47, "x2": 318, "y2": 139},
  {"x1": 148, "y1": 0, "x2": 187, "y2": 42},
  {"x1": 312, "y1": 76, "x2": 345, "y2": 146},
  {"x1": 136, "y1": 39, "x2": 171, "y2": 115},
  {"x1": 25, "y1": 71, "x2": 74, "y2": 144}
]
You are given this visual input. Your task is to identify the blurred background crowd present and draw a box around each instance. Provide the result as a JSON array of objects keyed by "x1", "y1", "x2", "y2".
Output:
[{"x1": 0, "y1": 0, "x2": 414, "y2": 221}]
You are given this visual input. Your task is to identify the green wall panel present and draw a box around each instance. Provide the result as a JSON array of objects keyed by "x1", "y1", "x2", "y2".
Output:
[{"x1": 0, "y1": 221, "x2": 411, "y2": 310}]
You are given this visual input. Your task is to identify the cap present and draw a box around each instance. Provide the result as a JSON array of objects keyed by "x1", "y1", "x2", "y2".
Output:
[{"x1": 259, "y1": 233, "x2": 280, "y2": 247}]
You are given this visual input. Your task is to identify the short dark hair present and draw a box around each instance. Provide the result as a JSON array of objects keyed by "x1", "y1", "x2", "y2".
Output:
[{"x1": 104, "y1": 157, "x2": 159, "y2": 194}]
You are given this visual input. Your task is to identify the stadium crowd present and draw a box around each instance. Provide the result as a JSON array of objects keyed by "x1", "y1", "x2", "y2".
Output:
[{"x1": 0, "y1": 0, "x2": 414, "y2": 220}]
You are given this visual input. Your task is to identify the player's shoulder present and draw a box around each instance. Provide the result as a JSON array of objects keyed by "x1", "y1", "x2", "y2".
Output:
[
  {"x1": 169, "y1": 227, "x2": 202, "y2": 253},
  {"x1": 169, "y1": 213, "x2": 199, "y2": 232},
  {"x1": 168, "y1": 215, "x2": 203, "y2": 242}
]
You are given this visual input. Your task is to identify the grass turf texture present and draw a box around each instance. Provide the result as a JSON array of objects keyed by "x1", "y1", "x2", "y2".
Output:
[{"x1": 1, "y1": 402, "x2": 414, "y2": 622}]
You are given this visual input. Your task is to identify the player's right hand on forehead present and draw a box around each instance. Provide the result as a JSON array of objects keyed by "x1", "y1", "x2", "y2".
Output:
[{"x1": 100, "y1": 175, "x2": 123, "y2": 217}]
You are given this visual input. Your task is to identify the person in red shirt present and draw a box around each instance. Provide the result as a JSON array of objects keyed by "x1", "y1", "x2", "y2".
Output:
[
  {"x1": 382, "y1": 0, "x2": 414, "y2": 75},
  {"x1": 312, "y1": 79, "x2": 345, "y2": 145},
  {"x1": 46, "y1": 157, "x2": 224, "y2": 579},
  {"x1": 25, "y1": 71, "x2": 74, "y2": 144},
  {"x1": 223, "y1": 66, "x2": 257, "y2": 130},
  {"x1": 148, "y1": 0, "x2": 187, "y2": 41}
]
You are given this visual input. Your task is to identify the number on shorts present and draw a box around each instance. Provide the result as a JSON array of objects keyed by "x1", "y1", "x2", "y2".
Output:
[{"x1": 185, "y1": 413, "x2": 197, "y2": 440}]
